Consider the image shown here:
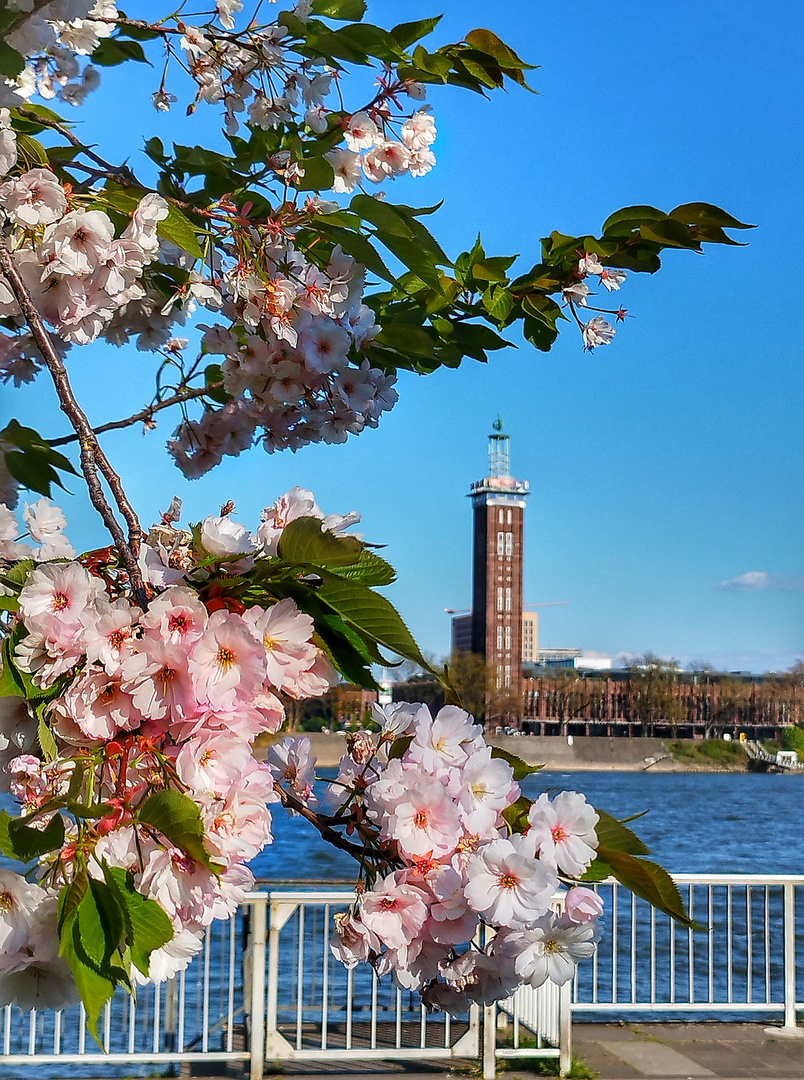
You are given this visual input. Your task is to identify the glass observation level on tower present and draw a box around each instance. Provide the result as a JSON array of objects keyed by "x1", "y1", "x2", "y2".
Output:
[{"x1": 469, "y1": 416, "x2": 529, "y2": 506}]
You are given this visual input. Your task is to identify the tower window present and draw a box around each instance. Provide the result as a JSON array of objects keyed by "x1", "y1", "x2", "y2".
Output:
[
  {"x1": 504, "y1": 665, "x2": 512, "y2": 687},
  {"x1": 505, "y1": 587, "x2": 512, "y2": 611},
  {"x1": 497, "y1": 587, "x2": 504, "y2": 611},
  {"x1": 497, "y1": 625, "x2": 504, "y2": 650},
  {"x1": 504, "y1": 531, "x2": 514, "y2": 557},
  {"x1": 498, "y1": 508, "x2": 504, "y2": 524},
  {"x1": 504, "y1": 626, "x2": 512, "y2": 650},
  {"x1": 506, "y1": 508, "x2": 512, "y2": 525},
  {"x1": 497, "y1": 531, "x2": 505, "y2": 556}
]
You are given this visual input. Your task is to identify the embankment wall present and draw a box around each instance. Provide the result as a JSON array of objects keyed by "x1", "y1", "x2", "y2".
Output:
[{"x1": 262, "y1": 733, "x2": 679, "y2": 771}]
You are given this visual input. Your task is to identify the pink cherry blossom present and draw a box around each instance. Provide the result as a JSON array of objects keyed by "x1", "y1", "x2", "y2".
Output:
[
  {"x1": 188, "y1": 610, "x2": 266, "y2": 710},
  {"x1": 174, "y1": 732, "x2": 253, "y2": 796},
  {"x1": 359, "y1": 871, "x2": 429, "y2": 950},
  {"x1": 383, "y1": 780, "x2": 462, "y2": 860},
  {"x1": 565, "y1": 886, "x2": 605, "y2": 924},
  {"x1": 140, "y1": 586, "x2": 208, "y2": 647},
  {"x1": 464, "y1": 838, "x2": 558, "y2": 929},
  {"x1": 527, "y1": 791, "x2": 599, "y2": 877}
]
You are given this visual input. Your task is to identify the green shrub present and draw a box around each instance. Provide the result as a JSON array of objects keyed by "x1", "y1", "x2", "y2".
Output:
[
  {"x1": 781, "y1": 726, "x2": 804, "y2": 753},
  {"x1": 298, "y1": 715, "x2": 330, "y2": 732}
]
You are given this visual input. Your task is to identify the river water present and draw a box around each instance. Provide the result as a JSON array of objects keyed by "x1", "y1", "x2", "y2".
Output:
[
  {"x1": 254, "y1": 770, "x2": 804, "y2": 881},
  {"x1": 0, "y1": 770, "x2": 801, "y2": 1077}
]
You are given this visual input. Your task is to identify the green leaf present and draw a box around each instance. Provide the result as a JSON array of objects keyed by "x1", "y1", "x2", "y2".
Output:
[
  {"x1": 38, "y1": 714, "x2": 58, "y2": 762},
  {"x1": 482, "y1": 285, "x2": 514, "y2": 322},
  {"x1": 294, "y1": 153, "x2": 335, "y2": 192},
  {"x1": 0, "y1": 638, "x2": 26, "y2": 698},
  {"x1": 374, "y1": 322, "x2": 437, "y2": 359},
  {"x1": 390, "y1": 16, "x2": 442, "y2": 48},
  {"x1": 0, "y1": 41, "x2": 25, "y2": 79},
  {"x1": 82, "y1": 879, "x2": 125, "y2": 968},
  {"x1": 669, "y1": 202, "x2": 754, "y2": 230},
  {"x1": 491, "y1": 746, "x2": 544, "y2": 781},
  {"x1": 327, "y1": 548, "x2": 396, "y2": 586},
  {"x1": 593, "y1": 808, "x2": 651, "y2": 856},
  {"x1": 388, "y1": 734, "x2": 413, "y2": 760},
  {"x1": 58, "y1": 869, "x2": 89, "y2": 936},
  {"x1": 600, "y1": 848, "x2": 699, "y2": 929},
  {"x1": 0, "y1": 557, "x2": 36, "y2": 593},
  {"x1": 639, "y1": 218, "x2": 701, "y2": 250},
  {"x1": 158, "y1": 204, "x2": 204, "y2": 260},
  {"x1": 601, "y1": 205, "x2": 667, "y2": 236},
  {"x1": 502, "y1": 793, "x2": 532, "y2": 833},
  {"x1": 138, "y1": 790, "x2": 219, "y2": 871},
  {"x1": 0, "y1": 595, "x2": 19, "y2": 614},
  {"x1": 317, "y1": 571, "x2": 434, "y2": 673},
  {"x1": 62, "y1": 934, "x2": 115, "y2": 1043},
  {"x1": 6, "y1": 811, "x2": 65, "y2": 861},
  {"x1": 311, "y1": 0, "x2": 367, "y2": 19},
  {"x1": 0, "y1": 420, "x2": 78, "y2": 499},
  {"x1": 91, "y1": 38, "x2": 150, "y2": 66},
  {"x1": 464, "y1": 28, "x2": 535, "y2": 72},
  {"x1": 104, "y1": 866, "x2": 173, "y2": 977},
  {"x1": 278, "y1": 515, "x2": 363, "y2": 567},
  {"x1": 15, "y1": 133, "x2": 49, "y2": 168}
]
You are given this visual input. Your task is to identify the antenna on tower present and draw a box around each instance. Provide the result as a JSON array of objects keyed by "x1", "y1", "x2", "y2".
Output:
[{"x1": 488, "y1": 414, "x2": 510, "y2": 477}]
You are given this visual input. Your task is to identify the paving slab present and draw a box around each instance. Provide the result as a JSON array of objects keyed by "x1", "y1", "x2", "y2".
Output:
[
  {"x1": 600, "y1": 1039, "x2": 714, "y2": 1076},
  {"x1": 573, "y1": 1023, "x2": 804, "y2": 1080}
]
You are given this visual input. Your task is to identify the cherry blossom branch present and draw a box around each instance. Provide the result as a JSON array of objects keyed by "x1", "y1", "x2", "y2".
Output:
[
  {"x1": 48, "y1": 384, "x2": 222, "y2": 447},
  {"x1": 16, "y1": 108, "x2": 136, "y2": 186},
  {"x1": 276, "y1": 785, "x2": 366, "y2": 861},
  {"x1": 0, "y1": 243, "x2": 148, "y2": 605},
  {"x1": 7, "y1": 0, "x2": 53, "y2": 37}
]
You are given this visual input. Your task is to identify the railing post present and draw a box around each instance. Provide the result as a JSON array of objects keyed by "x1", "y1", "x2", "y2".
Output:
[
  {"x1": 765, "y1": 880, "x2": 804, "y2": 1038},
  {"x1": 482, "y1": 1002, "x2": 496, "y2": 1080},
  {"x1": 784, "y1": 881, "x2": 798, "y2": 1030},
  {"x1": 248, "y1": 900, "x2": 267, "y2": 1080},
  {"x1": 559, "y1": 981, "x2": 572, "y2": 1076}
]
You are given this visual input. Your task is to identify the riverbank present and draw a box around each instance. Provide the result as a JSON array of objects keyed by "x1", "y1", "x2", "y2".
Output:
[{"x1": 256, "y1": 733, "x2": 759, "y2": 772}]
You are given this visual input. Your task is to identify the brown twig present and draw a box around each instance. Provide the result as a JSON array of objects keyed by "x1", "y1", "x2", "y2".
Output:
[
  {"x1": 277, "y1": 786, "x2": 365, "y2": 861},
  {"x1": 0, "y1": 243, "x2": 148, "y2": 607},
  {"x1": 49, "y1": 384, "x2": 221, "y2": 447},
  {"x1": 7, "y1": 0, "x2": 53, "y2": 37}
]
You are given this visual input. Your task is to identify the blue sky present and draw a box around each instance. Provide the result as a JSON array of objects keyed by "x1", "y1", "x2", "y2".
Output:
[{"x1": 4, "y1": 0, "x2": 803, "y2": 672}]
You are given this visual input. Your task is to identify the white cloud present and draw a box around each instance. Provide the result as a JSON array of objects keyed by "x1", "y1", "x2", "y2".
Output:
[{"x1": 715, "y1": 571, "x2": 804, "y2": 592}]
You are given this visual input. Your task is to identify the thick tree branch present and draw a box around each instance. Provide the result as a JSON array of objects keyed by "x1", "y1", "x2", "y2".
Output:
[
  {"x1": 49, "y1": 384, "x2": 221, "y2": 447},
  {"x1": 276, "y1": 786, "x2": 365, "y2": 861},
  {"x1": 0, "y1": 243, "x2": 148, "y2": 606},
  {"x1": 7, "y1": 0, "x2": 53, "y2": 37}
]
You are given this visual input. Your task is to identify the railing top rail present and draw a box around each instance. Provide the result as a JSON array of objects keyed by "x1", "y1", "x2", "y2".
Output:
[{"x1": 242, "y1": 873, "x2": 804, "y2": 907}]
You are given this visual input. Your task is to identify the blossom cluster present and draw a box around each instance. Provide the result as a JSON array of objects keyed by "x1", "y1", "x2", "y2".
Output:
[
  {"x1": 563, "y1": 253, "x2": 628, "y2": 351},
  {"x1": 3, "y1": 1, "x2": 116, "y2": 109},
  {"x1": 0, "y1": 131, "x2": 398, "y2": 483},
  {"x1": 284, "y1": 701, "x2": 607, "y2": 1010},
  {"x1": 176, "y1": 5, "x2": 436, "y2": 190},
  {"x1": 0, "y1": 488, "x2": 350, "y2": 1007},
  {"x1": 167, "y1": 243, "x2": 398, "y2": 476},
  {"x1": 0, "y1": 135, "x2": 180, "y2": 358}
]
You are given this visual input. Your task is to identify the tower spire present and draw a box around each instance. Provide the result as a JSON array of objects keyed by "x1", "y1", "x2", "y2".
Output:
[{"x1": 488, "y1": 414, "x2": 509, "y2": 478}]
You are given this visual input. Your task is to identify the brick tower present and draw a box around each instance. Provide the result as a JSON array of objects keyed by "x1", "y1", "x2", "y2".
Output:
[{"x1": 469, "y1": 418, "x2": 529, "y2": 693}]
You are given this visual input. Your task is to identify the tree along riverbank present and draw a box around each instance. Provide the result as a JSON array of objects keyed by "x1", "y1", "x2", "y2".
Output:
[{"x1": 256, "y1": 733, "x2": 774, "y2": 772}]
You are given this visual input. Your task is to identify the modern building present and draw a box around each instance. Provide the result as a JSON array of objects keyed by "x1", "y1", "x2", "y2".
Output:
[
  {"x1": 453, "y1": 609, "x2": 540, "y2": 666},
  {"x1": 521, "y1": 610, "x2": 539, "y2": 664}
]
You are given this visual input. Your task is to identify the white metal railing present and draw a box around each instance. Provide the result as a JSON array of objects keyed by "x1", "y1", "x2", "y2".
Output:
[
  {"x1": 1, "y1": 875, "x2": 798, "y2": 1078},
  {"x1": 259, "y1": 888, "x2": 480, "y2": 1076},
  {"x1": 573, "y1": 875, "x2": 804, "y2": 1031},
  {"x1": 0, "y1": 912, "x2": 247, "y2": 1073}
]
